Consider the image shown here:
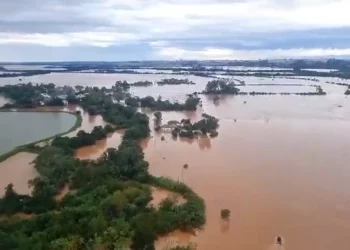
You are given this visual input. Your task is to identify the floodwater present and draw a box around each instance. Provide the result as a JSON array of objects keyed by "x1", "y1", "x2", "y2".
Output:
[
  {"x1": 76, "y1": 92, "x2": 350, "y2": 250},
  {"x1": 2, "y1": 74, "x2": 350, "y2": 249},
  {"x1": 0, "y1": 72, "x2": 213, "y2": 89},
  {"x1": 0, "y1": 111, "x2": 76, "y2": 155},
  {"x1": 33, "y1": 105, "x2": 122, "y2": 159},
  {"x1": 0, "y1": 152, "x2": 38, "y2": 197},
  {"x1": 35, "y1": 105, "x2": 108, "y2": 137},
  {"x1": 150, "y1": 186, "x2": 186, "y2": 208},
  {"x1": 145, "y1": 95, "x2": 350, "y2": 250},
  {"x1": 75, "y1": 130, "x2": 124, "y2": 160},
  {"x1": 0, "y1": 106, "x2": 111, "y2": 197},
  {"x1": 1, "y1": 64, "x2": 65, "y2": 71}
]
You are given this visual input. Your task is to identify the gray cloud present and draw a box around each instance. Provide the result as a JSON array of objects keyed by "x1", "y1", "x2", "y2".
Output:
[{"x1": 0, "y1": 0, "x2": 350, "y2": 60}]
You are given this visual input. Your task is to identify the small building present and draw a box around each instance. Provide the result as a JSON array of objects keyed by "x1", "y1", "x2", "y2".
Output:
[
  {"x1": 40, "y1": 93, "x2": 52, "y2": 103},
  {"x1": 55, "y1": 86, "x2": 76, "y2": 96},
  {"x1": 76, "y1": 93, "x2": 86, "y2": 99},
  {"x1": 57, "y1": 94, "x2": 68, "y2": 100}
]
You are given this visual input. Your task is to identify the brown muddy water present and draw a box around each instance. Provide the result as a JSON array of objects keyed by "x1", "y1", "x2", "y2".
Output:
[
  {"x1": 76, "y1": 130, "x2": 124, "y2": 160},
  {"x1": 74, "y1": 94, "x2": 350, "y2": 250},
  {"x1": 0, "y1": 105, "x2": 108, "y2": 196},
  {"x1": 150, "y1": 186, "x2": 186, "y2": 208},
  {"x1": 2, "y1": 74, "x2": 350, "y2": 249},
  {"x1": 0, "y1": 152, "x2": 38, "y2": 197}
]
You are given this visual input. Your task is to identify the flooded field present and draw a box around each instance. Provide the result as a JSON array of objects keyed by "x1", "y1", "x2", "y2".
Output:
[
  {"x1": 1, "y1": 72, "x2": 350, "y2": 250},
  {"x1": 0, "y1": 72, "x2": 212, "y2": 88},
  {"x1": 0, "y1": 152, "x2": 38, "y2": 196},
  {"x1": 149, "y1": 120, "x2": 350, "y2": 250},
  {"x1": 73, "y1": 93, "x2": 350, "y2": 250},
  {"x1": 1, "y1": 64, "x2": 65, "y2": 71}
]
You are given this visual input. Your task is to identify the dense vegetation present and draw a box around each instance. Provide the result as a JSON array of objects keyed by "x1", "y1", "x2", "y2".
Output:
[
  {"x1": 0, "y1": 70, "x2": 51, "y2": 78},
  {"x1": 52, "y1": 125, "x2": 115, "y2": 150},
  {"x1": 129, "y1": 81, "x2": 153, "y2": 87},
  {"x1": 157, "y1": 78, "x2": 195, "y2": 86},
  {"x1": 0, "y1": 83, "x2": 57, "y2": 108},
  {"x1": 171, "y1": 113, "x2": 219, "y2": 138},
  {"x1": 0, "y1": 97, "x2": 205, "y2": 250},
  {"x1": 204, "y1": 79, "x2": 240, "y2": 94},
  {"x1": 139, "y1": 95, "x2": 201, "y2": 111}
]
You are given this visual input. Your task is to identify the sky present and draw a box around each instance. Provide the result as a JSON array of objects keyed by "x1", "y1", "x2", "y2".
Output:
[{"x1": 1, "y1": 0, "x2": 350, "y2": 61}]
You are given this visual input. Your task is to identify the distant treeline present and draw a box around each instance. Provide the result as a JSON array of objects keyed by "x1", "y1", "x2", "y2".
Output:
[
  {"x1": 203, "y1": 79, "x2": 327, "y2": 96},
  {"x1": 0, "y1": 70, "x2": 52, "y2": 78}
]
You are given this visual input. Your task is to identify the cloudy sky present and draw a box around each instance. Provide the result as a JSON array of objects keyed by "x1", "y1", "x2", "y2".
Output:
[{"x1": 1, "y1": 0, "x2": 350, "y2": 61}]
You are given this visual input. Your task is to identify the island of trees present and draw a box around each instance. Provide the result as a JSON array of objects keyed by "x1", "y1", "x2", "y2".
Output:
[
  {"x1": 153, "y1": 112, "x2": 219, "y2": 139},
  {"x1": 157, "y1": 78, "x2": 195, "y2": 86},
  {"x1": 203, "y1": 79, "x2": 327, "y2": 96}
]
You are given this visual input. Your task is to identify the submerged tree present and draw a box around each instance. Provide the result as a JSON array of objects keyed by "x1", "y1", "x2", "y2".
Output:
[
  {"x1": 221, "y1": 209, "x2": 231, "y2": 219},
  {"x1": 154, "y1": 111, "x2": 162, "y2": 131},
  {"x1": 205, "y1": 79, "x2": 240, "y2": 94}
]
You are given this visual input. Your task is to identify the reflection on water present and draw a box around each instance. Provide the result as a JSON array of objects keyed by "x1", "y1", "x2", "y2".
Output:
[{"x1": 0, "y1": 152, "x2": 38, "y2": 197}]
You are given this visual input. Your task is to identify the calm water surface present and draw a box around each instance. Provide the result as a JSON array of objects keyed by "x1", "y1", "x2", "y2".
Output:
[{"x1": 0, "y1": 112, "x2": 76, "y2": 155}]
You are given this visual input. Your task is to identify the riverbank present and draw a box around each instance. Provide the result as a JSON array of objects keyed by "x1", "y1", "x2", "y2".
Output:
[{"x1": 0, "y1": 110, "x2": 82, "y2": 163}]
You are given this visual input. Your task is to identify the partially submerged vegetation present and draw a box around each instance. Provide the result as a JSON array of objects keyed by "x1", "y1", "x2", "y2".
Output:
[
  {"x1": 0, "y1": 96, "x2": 205, "y2": 250},
  {"x1": 204, "y1": 79, "x2": 240, "y2": 95},
  {"x1": 0, "y1": 83, "x2": 78, "y2": 109},
  {"x1": 52, "y1": 125, "x2": 115, "y2": 150},
  {"x1": 165, "y1": 113, "x2": 219, "y2": 139},
  {"x1": 220, "y1": 209, "x2": 231, "y2": 220},
  {"x1": 345, "y1": 87, "x2": 350, "y2": 95},
  {"x1": 203, "y1": 79, "x2": 327, "y2": 96},
  {"x1": 157, "y1": 78, "x2": 195, "y2": 86}
]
